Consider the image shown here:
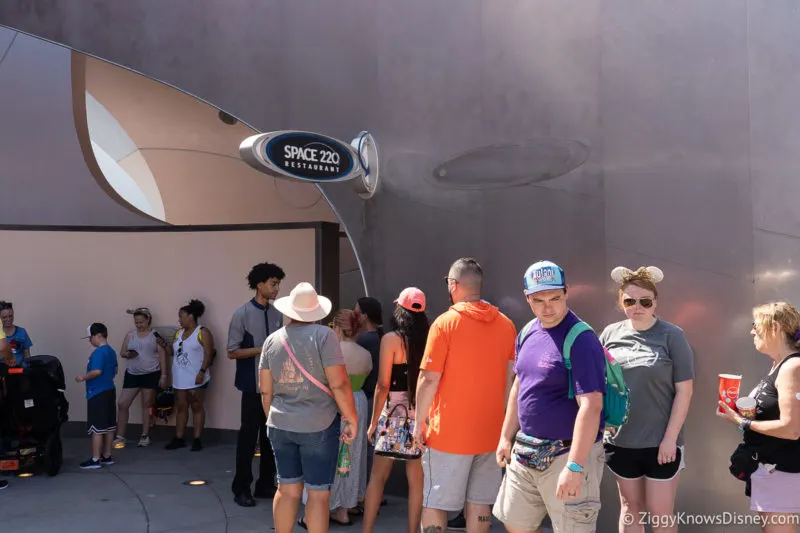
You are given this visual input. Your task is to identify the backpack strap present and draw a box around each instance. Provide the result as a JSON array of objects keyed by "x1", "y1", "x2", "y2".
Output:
[
  {"x1": 515, "y1": 318, "x2": 539, "y2": 355},
  {"x1": 562, "y1": 321, "x2": 595, "y2": 399}
]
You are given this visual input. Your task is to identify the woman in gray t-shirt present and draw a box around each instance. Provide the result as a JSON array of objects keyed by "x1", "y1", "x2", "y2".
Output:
[
  {"x1": 600, "y1": 266, "x2": 695, "y2": 531},
  {"x1": 258, "y1": 282, "x2": 357, "y2": 533}
]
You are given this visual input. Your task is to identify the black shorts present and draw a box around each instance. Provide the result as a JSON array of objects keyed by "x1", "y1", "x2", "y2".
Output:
[
  {"x1": 604, "y1": 443, "x2": 685, "y2": 481},
  {"x1": 123, "y1": 370, "x2": 161, "y2": 390},
  {"x1": 87, "y1": 388, "x2": 117, "y2": 435}
]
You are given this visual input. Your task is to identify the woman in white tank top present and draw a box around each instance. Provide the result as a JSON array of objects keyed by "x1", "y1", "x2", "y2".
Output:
[
  {"x1": 114, "y1": 308, "x2": 167, "y2": 449},
  {"x1": 164, "y1": 299, "x2": 215, "y2": 452}
]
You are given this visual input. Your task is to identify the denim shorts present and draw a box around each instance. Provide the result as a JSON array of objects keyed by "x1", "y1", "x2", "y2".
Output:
[{"x1": 267, "y1": 416, "x2": 341, "y2": 491}]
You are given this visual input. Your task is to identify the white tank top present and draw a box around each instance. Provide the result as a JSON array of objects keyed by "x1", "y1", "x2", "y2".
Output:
[
  {"x1": 126, "y1": 330, "x2": 161, "y2": 375},
  {"x1": 171, "y1": 326, "x2": 210, "y2": 390}
]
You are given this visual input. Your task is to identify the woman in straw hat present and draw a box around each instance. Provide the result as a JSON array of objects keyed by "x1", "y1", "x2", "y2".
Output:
[{"x1": 259, "y1": 282, "x2": 357, "y2": 533}]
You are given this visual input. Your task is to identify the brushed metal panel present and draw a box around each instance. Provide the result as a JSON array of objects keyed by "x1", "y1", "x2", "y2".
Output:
[
  {"x1": 748, "y1": 0, "x2": 800, "y2": 238},
  {"x1": 602, "y1": 0, "x2": 753, "y2": 279},
  {"x1": 753, "y1": 229, "x2": 800, "y2": 304}
]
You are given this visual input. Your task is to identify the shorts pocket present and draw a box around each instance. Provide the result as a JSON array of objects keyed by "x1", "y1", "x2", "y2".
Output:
[{"x1": 564, "y1": 499, "x2": 601, "y2": 524}]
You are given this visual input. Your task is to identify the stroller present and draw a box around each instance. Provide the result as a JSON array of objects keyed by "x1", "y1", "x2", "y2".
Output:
[{"x1": 0, "y1": 355, "x2": 69, "y2": 476}]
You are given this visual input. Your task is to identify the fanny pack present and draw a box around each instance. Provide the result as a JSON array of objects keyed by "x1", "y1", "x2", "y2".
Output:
[
  {"x1": 513, "y1": 431, "x2": 571, "y2": 471},
  {"x1": 729, "y1": 442, "x2": 759, "y2": 483}
]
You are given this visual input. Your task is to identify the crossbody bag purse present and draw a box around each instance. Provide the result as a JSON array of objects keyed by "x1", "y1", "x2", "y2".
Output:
[{"x1": 374, "y1": 402, "x2": 422, "y2": 460}]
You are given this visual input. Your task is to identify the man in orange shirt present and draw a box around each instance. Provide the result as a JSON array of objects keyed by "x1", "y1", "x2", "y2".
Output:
[{"x1": 414, "y1": 257, "x2": 517, "y2": 533}]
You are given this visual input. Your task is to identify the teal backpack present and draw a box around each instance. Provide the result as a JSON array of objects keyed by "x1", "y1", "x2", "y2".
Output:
[{"x1": 516, "y1": 319, "x2": 631, "y2": 429}]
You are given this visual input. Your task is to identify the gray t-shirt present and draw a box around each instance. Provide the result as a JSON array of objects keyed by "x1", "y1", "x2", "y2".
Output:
[
  {"x1": 599, "y1": 318, "x2": 695, "y2": 448},
  {"x1": 259, "y1": 323, "x2": 345, "y2": 433}
]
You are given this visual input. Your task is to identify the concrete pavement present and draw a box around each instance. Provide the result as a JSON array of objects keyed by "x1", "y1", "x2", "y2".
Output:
[{"x1": 0, "y1": 436, "x2": 545, "y2": 533}]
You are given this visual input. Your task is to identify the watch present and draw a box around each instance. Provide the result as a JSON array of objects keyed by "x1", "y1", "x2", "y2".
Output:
[{"x1": 567, "y1": 461, "x2": 584, "y2": 473}]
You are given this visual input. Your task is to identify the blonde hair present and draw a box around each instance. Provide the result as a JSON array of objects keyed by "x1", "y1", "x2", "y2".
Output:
[{"x1": 753, "y1": 301, "x2": 800, "y2": 348}]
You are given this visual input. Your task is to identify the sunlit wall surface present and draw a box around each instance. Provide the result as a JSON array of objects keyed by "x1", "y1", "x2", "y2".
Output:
[{"x1": 3, "y1": 2, "x2": 800, "y2": 530}]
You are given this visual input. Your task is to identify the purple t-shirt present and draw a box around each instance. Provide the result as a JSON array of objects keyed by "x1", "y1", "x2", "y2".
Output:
[{"x1": 515, "y1": 310, "x2": 606, "y2": 440}]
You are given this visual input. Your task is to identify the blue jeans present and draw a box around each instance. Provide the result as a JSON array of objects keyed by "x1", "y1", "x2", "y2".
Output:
[{"x1": 267, "y1": 416, "x2": 341, "y2": 491}]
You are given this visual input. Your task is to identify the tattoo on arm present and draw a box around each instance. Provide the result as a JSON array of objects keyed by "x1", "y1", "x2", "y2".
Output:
[
  {"x1": 423, "y1": 527, "x2": 443, "y2": 533},
  {"x1": 478, "y1": 515, "x2": 491, "y2": 523}
]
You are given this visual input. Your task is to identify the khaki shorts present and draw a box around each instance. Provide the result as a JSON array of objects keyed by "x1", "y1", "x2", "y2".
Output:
[
  {"x1": 422, "y1": 448, "x2": 503, "y2": 512},
  {"x1": 493, "y1": 441, "x2": 605, "y2": 532}
]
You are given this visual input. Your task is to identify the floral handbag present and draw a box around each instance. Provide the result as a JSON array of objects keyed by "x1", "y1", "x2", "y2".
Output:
[
  {"x1": 373, "y1": 403, "x2": 422, "y2": 460},
  {"x1": 513, "y1": 431, "x2": 570, "y2": 471}
]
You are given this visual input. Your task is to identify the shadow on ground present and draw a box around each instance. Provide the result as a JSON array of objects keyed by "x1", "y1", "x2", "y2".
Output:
[{"x1": 0, "y1": 435, "x2": 534, "y2": 533}]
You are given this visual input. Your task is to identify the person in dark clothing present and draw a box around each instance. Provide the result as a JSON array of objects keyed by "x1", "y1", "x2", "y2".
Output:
[
  {"x1": 354, "y1": 296, "x2": 384, "y2": 511},
  {"x1": 227, "y1": 262, "x2": 286, "y2": 507},
  {"x1": 356, "y1": 297, "x2": 384, "y2": 403}
]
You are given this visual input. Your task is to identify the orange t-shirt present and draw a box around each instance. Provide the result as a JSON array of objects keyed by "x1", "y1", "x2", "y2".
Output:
[{"x1": 420, "y1": 301, "x2": 516, "y2": 455}]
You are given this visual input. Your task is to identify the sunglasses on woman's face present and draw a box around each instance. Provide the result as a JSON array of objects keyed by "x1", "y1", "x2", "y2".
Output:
[{"x1": 623, "y1": 298, "x2": 654, "y2": 309}]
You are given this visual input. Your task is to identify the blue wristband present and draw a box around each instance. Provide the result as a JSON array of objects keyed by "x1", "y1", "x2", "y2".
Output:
[{"x1": 567, "y1": 461, "x2": 584, "y2": 473}]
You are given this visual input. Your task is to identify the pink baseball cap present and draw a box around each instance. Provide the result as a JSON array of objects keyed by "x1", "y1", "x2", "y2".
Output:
[{"x1": 395, "y1": 287, "x2": 426, "y2": 312}]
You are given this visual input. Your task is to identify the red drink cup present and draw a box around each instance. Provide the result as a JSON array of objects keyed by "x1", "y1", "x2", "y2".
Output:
[{"x1": 719, "y1": 374, "x2": 742, "y2": 413}]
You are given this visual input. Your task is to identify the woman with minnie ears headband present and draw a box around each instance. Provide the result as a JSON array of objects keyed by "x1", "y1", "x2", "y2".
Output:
[{"x1": 599, "y1": 266, "x2": 695, "y2": 533}]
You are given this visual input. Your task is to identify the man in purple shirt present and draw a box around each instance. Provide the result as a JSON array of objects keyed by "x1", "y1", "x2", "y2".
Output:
[{"x1": 493, "y1": 261, "x2": 606, "y2": 533}]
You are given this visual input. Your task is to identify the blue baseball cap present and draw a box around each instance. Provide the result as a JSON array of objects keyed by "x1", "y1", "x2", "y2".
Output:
[{"x1": 523, "y1": 261, "x2": 566, "y2": 295}]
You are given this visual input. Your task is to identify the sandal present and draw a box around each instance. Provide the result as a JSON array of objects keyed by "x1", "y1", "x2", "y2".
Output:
[{"x1": 347, "y1": 505, "x2": 364, "y2": 516}]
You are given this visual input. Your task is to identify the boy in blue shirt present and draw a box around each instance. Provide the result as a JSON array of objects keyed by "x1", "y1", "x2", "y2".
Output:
[{"x1": 75, "y1": 323, "x2": 118, "y2": 469}]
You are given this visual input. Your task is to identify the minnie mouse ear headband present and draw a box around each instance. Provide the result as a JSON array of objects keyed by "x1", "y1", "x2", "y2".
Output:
[
  {"x1": 610, "y1": 266, "x2": 664, "y2": 284},
  {"x1": 126, "y1": 307, "x2": 152, "y2": 321}
]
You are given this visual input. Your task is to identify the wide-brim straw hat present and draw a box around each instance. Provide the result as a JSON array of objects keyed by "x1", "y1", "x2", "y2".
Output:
[{"x1": 273, "y1": 282, "x2": 332, "y2": 323}]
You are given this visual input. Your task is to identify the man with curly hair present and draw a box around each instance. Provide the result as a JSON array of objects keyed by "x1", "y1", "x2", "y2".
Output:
[{"x1": 228, "y1": 262, "x2": 286, "y2": 507}]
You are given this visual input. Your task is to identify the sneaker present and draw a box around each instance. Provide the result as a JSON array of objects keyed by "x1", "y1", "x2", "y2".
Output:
[
  {"x1": 447, "y1": 511, "x2": 466, "y2": 531},
  {"x1": 165, "y1": 437, "x2": 186, "y2": 450},
  {"x1": 100, "y1": 455, "x2": 115, "y2": 466},
  {"x1": 137, "y1": 435, "x2": 151, "y2": 447},
  {"x1": 80, "y1": 458, "x2": 102, "y2": 470},
  {"x1": 191, "y1": 438, "x2": 203, "y2": 452},
  {"x1": 0, "y1": 479, "x2": 8, "y2": 490},
  {"x1": 113, "y1": 436, "x2": 126, "y2": 449}
]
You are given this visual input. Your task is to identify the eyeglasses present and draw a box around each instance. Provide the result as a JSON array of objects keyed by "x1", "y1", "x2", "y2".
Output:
[{"x1": 622, "y1": 298, "x2": 654, "y2": 309}]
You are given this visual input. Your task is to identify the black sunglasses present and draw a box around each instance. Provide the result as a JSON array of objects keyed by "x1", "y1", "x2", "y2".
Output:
[{"x1": 622, "y1": 298, "x2": 654, "y2": 309}]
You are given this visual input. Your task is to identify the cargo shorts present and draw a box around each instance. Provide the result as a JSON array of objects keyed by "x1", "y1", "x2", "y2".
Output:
[{"x1": 493, "y1": 440, "x2": 605, "y2": 532}]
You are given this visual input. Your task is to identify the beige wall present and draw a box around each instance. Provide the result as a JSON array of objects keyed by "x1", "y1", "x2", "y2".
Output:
[
  {"x1": 83, "y1": 55, "x2": 340, "y2": 225},
  {"x1": 0, "y1": 228, "x2": 316, "y2": 430}
]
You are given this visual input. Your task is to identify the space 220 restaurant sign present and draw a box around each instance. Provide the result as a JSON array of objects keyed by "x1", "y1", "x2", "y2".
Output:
[{"x1": 240, "y1": 130, "x2": 364, "y2": 183}]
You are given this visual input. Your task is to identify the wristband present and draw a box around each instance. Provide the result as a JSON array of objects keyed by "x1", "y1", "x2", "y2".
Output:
[
  {"x1": 567, "y1": 461, "x2": 584, "y2": 473},
  {"x1": 738, "y1": 419, "x2": 751, "y2": 433}
]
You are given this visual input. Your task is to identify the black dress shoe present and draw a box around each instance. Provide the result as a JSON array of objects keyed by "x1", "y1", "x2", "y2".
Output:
[
  {"x1": 253, "y1": 482, "x2": 276, "y2": 499},
  {"x1": 234, "y1": 491, "x2": 256, "y2": 507}
]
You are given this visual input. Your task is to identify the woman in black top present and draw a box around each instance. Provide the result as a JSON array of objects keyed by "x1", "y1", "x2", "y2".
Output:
[{"x1": 718, "y1": 301, "x2": 800, "y2": 527}]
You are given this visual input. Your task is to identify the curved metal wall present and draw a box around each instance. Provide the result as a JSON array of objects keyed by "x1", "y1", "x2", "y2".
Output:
[{"x1": 4, "y1": 2, "x2": 800, "y2": 530}]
